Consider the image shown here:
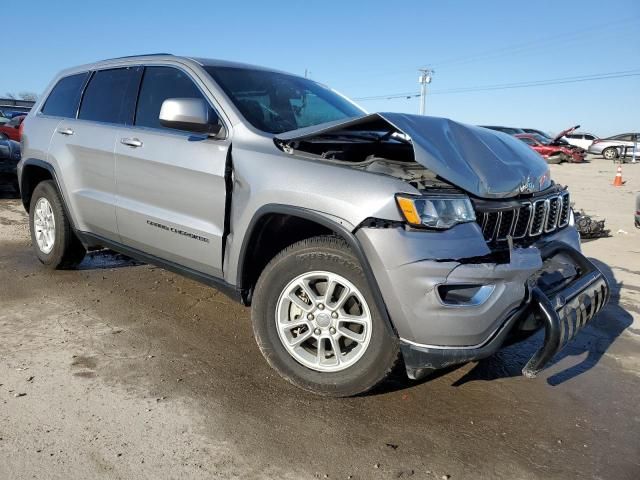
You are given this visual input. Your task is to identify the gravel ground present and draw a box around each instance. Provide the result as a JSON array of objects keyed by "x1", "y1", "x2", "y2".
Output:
[{"x1": 0, "y1": 155, "x2": 638, "y2": 479}]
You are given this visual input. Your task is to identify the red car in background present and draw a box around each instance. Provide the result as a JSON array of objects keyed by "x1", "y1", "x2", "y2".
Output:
[
  {"x1": 515, "y1": 133, "x2": 585, "y2": 163},
  {"x1": 0, "y1": 115, "x2": 25, "y2": 142}
]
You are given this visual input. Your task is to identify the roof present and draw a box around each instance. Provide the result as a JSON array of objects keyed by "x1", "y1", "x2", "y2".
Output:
[{"x1": 91, "y1": 54, "x2": 285, "y2": 74}]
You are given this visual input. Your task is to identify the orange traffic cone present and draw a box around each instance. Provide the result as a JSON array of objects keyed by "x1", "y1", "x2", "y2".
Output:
[{"x1": 613, "y1": 164, "x2": 625, "y2": 186}]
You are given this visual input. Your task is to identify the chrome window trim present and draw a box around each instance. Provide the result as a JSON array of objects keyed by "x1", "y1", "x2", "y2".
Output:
[{"x1": 38, "y1": 62, "x2": 231, "y2": 141}]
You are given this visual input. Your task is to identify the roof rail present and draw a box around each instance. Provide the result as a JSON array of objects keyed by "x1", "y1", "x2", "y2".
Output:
[{"x1": 100, "y1": 53, "x2": 173, "y2": 61}]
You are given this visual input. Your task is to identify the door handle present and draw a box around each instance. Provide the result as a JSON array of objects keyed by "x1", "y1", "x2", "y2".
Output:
[
  {"x1": 57, "y1": 127, "x2": 74, "y2": 136},
  {"x1": 120, "y1": 137, "x2": 143, "y2": 148}
]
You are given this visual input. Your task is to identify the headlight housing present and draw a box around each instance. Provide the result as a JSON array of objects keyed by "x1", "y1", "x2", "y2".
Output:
[{"x1": 396, "y1": 194, "x2": 476, "y2": 229}]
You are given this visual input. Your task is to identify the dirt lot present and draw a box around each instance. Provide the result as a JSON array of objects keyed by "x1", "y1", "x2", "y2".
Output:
[{"x1": 1, "y1": 156, "x2": 639, "y2": 480}]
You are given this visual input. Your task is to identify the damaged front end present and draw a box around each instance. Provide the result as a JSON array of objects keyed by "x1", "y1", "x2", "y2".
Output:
[
  {"x1": 275, "y1": 113, "x2": 610, "y2": 380},
  {"x1": 400, "y1": 241, "x2": 610, "y2": 380}
]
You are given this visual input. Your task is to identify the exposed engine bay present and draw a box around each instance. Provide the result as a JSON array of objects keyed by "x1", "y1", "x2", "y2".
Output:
[
  {"x1": 275, "y1": 129, "x2": 457, "y2": 191},
  {"x1": 274, "y1": 112, "x2": 553, "y2": 199}
]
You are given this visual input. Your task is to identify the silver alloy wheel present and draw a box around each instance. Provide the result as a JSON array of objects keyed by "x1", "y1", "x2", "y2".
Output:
[
  {"x1": 603, "y1": 148, "x2": 617, "y2": 160},
  {"x1": 275, "y1": 270, "x2": 373, "y2": 372},
  {"x1": 33, "y1": 197, "x2": 56, "y2": 254}
]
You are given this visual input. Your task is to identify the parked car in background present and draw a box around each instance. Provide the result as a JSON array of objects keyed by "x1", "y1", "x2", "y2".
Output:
[
  {"x1": 522, "y1": 128, "x2": 550, "y2": 137},
  {"x1": 0, "y1": 136, "x2": 21, "y2": 192},
  {"x1": 588, "y1": 133, "x2": 640, "y2": 160},
  {"x1": 479, "y1": 125, "x2": 525, "y2": 135},
  {"x1": 0, "y1": 115, "x2": 25, "y2": 142},
  {"x1": 563, "y1": 132, "x2": 598, "y2": 150},
  {"x1": 515, "y1": 133, "x2": 585, "y2": 163},
  {"x1": 7, "y1": 111, "x2": 29, "y2": 118}
]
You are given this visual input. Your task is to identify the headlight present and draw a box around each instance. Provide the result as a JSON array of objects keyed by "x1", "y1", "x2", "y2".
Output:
[{"x1": 395, "y1": 194, "x2": 476, "y2": 229}]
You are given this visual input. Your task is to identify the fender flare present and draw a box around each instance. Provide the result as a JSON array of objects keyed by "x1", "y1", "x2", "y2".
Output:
[
  {"x1": 236, "y1": 204, "x2": 397, "y2": 334},
  {"x1": 19, "y1": 158, "x2": 78, "y2": 231}
]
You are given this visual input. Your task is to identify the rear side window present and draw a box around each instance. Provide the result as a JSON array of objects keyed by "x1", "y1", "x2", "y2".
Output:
[
  {"x1": 79, "y1": 67, "x2": 139, "y2": 124},
  {"x1": 41, "y1": 73, "x2": 89, "y2": 118},
  {"x1": 135, "y1": 66, "x2": 209, "y2": 130},
  {"x1": 610, "y1": 134, "x2": 632, "y2": 141}
]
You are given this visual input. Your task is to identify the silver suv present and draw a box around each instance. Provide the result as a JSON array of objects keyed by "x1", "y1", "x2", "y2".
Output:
[{"x1": 18, "y1": 54, "x2": 609, "y2": 396}]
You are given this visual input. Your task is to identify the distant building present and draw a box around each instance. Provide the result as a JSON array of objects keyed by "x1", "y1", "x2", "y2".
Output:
[{"x1": 0, "y1": 98, "x2": 35, "y2": 113}]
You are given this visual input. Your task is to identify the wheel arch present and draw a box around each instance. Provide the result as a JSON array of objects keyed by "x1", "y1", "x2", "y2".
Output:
[
  {"x1": 236, "y1": 204, "x2": 397, "y2": 334},
  {"x1": 19, "y1": 159, "x2": 78, "y2": 232},
  {"x1": 20, "y1": 159, "x2": 58, "y2": 212}
]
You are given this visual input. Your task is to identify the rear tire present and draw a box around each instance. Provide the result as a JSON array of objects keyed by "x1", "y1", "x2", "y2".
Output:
[
  {"x1": 251, "y1": 236, "x2": 399, "y2": 397},
  {"x1": 29, "y1": 180, "x2": 86, "y2": 269},
  {"x1": 603, "y1": 147, "x2": 618, "y2": 160}
]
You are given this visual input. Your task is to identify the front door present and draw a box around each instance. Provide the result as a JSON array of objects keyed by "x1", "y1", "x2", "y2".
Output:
[{"x1": 114, "y1": 65, "x2": 229, "y2": 277}]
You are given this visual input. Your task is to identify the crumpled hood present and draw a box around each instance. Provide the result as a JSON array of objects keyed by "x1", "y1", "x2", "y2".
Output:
[
  {"x1": 276, "y1": 113, "x2": 552, "y2": 199},
  {"x1": 553, "y1": 124, "x2": 580, "y2": 142}
]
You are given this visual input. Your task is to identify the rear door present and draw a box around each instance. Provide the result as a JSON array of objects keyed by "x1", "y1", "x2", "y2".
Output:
[
  {"x1": 114, "y1": 65, "x2": 229, "y2": 277},
  {"x1": 46, "y1": 66, "x2": 141, "y2": 240}
]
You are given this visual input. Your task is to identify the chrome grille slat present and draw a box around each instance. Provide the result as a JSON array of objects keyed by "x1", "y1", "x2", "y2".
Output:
[
  {"x1": 557, "y1": 191, "x2": 571, "y2": 227},
  {"x1": 545, "y1": 197, "x2": 560, "y2": 232},
  {"x1": 475, "y1": 191, "x2": 570, "y2": 245},
  {"x1": 529, "y1": 199, "x2": 547, "y2": 236}
]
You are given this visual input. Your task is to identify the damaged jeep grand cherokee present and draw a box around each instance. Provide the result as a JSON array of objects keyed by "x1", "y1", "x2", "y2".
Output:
[{"x1": 18, "y1": 55, "x2": 609, "y2": 396}]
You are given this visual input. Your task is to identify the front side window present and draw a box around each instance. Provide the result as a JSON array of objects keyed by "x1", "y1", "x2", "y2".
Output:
[
  {"x1": 135, "y1": 66, "x2": 211, "y2": 131},
  {"x1": 79, "y1": 68, "x2": 138, "y2": 124},
  {"x1": 520, "y1": 137, "x2": 535, "y2": 145},
  {"x1": 41, "y1": 72, "x2": 89, "y2": 118},
  {"x1": 205, "y1": 66, "x2": 364, "y2": 134}
]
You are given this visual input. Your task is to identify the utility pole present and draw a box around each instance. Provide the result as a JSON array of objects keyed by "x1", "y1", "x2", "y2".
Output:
[{"x1": 418, "y1": 68, "x2": 434, "y2": 115}]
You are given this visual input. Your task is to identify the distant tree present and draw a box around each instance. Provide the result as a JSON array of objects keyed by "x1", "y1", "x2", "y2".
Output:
[{"x1": 18, "y1": 92, "x2": 39, "y2": 102}]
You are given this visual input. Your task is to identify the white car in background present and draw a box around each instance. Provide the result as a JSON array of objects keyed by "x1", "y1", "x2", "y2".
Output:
[{"x1": 562, "y1": 132, "x2": 598, "y2": 150}]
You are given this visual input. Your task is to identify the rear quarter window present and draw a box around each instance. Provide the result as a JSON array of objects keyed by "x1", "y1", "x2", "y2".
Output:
[{"x1": 41, "y1": 72, "x2": 89, "y2": 118}]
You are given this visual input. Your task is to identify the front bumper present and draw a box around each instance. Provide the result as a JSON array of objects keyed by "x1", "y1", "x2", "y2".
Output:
[
  {"x1": 356, "y1": 223, "x2": 609, "y2": 379},
  {"x1": 400, "y1": 241, "x2": 609, "y2": 379}
]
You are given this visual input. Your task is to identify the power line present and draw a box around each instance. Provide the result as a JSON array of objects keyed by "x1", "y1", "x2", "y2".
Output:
[
  {"x1": 337, "y1": 16, "x2": 639, "y2": 81},
  {"x1": 353, "y1": 69, "x2": 640, "y2": 101},
  {"x1": 428, "y1": 17, "x2": 638, "y2": 69}
]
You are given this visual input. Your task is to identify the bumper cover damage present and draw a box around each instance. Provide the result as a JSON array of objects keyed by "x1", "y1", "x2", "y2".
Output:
[{"x1": 401, "y1": 241, "x2": 610, "y2": 380}]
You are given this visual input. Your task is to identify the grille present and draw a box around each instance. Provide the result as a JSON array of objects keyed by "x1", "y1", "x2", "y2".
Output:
[{"x1": 476, "y1": 191, "x2": 570, "y2": 245}]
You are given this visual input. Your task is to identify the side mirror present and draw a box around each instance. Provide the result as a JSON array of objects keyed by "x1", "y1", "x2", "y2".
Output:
[{"x1": 159, "y1": 98, "x2": 224, "y2": 136}]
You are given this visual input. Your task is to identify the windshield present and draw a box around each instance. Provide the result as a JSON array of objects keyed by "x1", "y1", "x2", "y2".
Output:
[
  {"x1": 531, "y1": 134, "x2": 550, "y2": 145},
  {"x1": 204, "y1": 66, "x2": 364, "y2": 134}
]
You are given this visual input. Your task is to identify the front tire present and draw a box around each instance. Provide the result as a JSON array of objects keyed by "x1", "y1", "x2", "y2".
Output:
[
  {"x1": 251, "y1": 236, "x2": 399, "y2": 397},
  {"x1": 29, "y1": 180, "x2": 86, "y2": 269}
]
